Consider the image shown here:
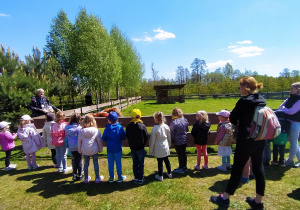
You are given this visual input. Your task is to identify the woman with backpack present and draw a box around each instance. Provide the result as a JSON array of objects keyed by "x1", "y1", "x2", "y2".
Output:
[
  {"x1": 279, "y1": 82, "x2": 300, "y2": 168},
  {"x1": 210, "y1": 76, "x2": 266, "y2": 209}
]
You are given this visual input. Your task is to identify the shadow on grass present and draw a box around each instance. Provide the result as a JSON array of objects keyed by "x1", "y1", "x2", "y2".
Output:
[
  {"x1": 16, "y1": 171, "x2": 157, "y2": 198},
  {"x1": 0, "y1": 165, "x2": 54, "y2": 177},
  {"x1": 264, "y1": 165, "x2": 292, "y2": 181},
  {"x1": 188, "y1": 167, "x2": 228, "y2": 179},
  {"x1": 287, "y1": 188, "x2": 300, "y2": 201}
]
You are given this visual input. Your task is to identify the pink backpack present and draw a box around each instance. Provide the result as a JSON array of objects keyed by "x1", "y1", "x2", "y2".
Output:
[
  {"x1": 51, "y1": 122, "x2": 67, "y2": 146},
  {"x1": 248, "y1": 106, "x2": 281, "y2": 140}
]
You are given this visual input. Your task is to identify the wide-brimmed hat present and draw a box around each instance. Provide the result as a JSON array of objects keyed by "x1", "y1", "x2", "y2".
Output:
[
  {"x1": 20, "y1": 115, "x2": 33, "y2": 121},
  {"x1": 0, "y1": 121, "x2": 11, "y2": 130},
  {"x1": 216, "y1": 110, "x2": 230, "y2": 118},
  {"x1": 131, "y1": 109, "x2": 141, "y2": 118}
]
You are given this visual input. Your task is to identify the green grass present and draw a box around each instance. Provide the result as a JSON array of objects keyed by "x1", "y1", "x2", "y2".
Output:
[
  {"x1": 120, "y1": 98, "x2": 284, "y2": 117},
  {"x1": 0, "y1": 140, "x2": 300, "y2": 209}
]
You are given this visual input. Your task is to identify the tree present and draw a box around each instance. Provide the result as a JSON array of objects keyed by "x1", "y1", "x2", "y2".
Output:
[
  {"x1": 190, "y1": 58, "x2": 206, "y2": 83},
  {"x1": 175, "y1": 66, "x2": 185, "y2": 84},
  {"x1": 185, "y1": 68, "x2": 190, "y2": 84},
  {"x1": 0, "y1": 44, "x2": 22, "y2": 76},
  {"x1": 223, "y1": 63, "x2": 233, "y2": 78},
  {"x1": 151, "y1": 63, "x2": 158, "y2": 85},
  {"x1": 291, "y1": 70, "x2": 300, "y2": 77},
  {"x1": 279, "y1": 68, "x2": 290, "y2": 78}
]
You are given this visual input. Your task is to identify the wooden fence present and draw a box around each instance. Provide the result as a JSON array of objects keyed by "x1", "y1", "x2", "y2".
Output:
[{"x1": 33, "y1": 113, "x2": 219, "y2": 147}]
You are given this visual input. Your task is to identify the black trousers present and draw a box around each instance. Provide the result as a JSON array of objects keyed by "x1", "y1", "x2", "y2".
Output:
[
  {"x1": 50, "y1": 149, "x2": 57, "y2": 164},
  {"x1": 71, "y1": 151, "x2": 82, "y2": 175},
  {"x1": 175, "y1": 144, "x2": 187, "y2": 168},
  {"x1": 226, "y1": 138, "x2": 266, "y2": 196},
  {"x1": 5, "y1": 149, "x2": 12, "y2": 167},
  {"x1": 273, "y1": 144, "x2": 285, "y2": 163},
  {"x1": 157, "y1": 156, "x2": 171, "y2": 176}
]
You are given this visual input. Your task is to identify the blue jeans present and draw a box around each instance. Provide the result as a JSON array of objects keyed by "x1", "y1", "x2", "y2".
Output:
[
  {"x1": 222, "y1": 156, "x2": 230, "y2": 165},
  {"x1": 288, "y1": 121, "x2": 300, "y2": 161},
  {"x1": 55, "y1": 145, "x2": 67, "y2": 170},
  {"x1": 84, "y1": 154, "x2": 99, "y2": 178},
  {"x1": 131, "y1": 149, "x2": 145, "y2": 180},
  {"x1": 107, "y1": 151, "x2": 122, "y2": 179}
]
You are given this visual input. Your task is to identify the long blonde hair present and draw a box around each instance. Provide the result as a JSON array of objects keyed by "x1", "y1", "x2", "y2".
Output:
[
  {"x1": 153, "y1": 111, "x2": 166, "y2": 124},
  {"x1": 81, "y1": 114, "x2": 97, "y2": 128},
  {"x1": 196, "y1": 111, "x2": 209, "y2": 123},
  {"x1": 55, "y1": 111, "x2": 65, "y2": 123}
]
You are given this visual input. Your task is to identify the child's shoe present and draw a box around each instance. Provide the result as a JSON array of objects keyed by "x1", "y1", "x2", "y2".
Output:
[
  {"x1": 77, "y1": 174, "x2": 83, "y2": 181},
  {"x1": 240, "y1": 176, "x2": 249, "y2": 183},
  {"x1": 5, "y1": 164, "x2": 16, "y2": 171},
  {"x1": 202, "y1": 164, "x2": 209, "y2": 169},
  {"x1": 284, "y1": 159, "x2": 294, "y2": 166},
  {"x1": 217, "y1": 165, "x2": 227, "y2": 172},
  {"x1": 72, "y1": 174, "x2": 77, "y2": 181},
  {"x1": 245, "y1": 197, "x2": 264, "y2": 210},
  {"x1": 194, "y1": 165, "x2": 200, "y2": 170},
  {"x1": 117, "y1": 175, "x2": 127, "y2": 183},
  {"x1": 53, "y1": 164, "x2": 58, "y2": 168},
  {"x1": 134, "y1": 178, "x2": 145, "y2": 185},
  {"x1": 58, "y1": 168, "x2": 63, "y2": 173},
  {"x1": 108, "y1": 177, "x2": 115, "y2": 183},
  {"x1": 173, "y1": 167, "x2": 184, "y2": 174},
  {"x1": 28, "y1": 165, "x2": 32, "y2": 170},
  {"x1": 278, "y1": 161, "x2": 285, "y2": 167},
  {"x1": 165, "y1": 173, "x2": 173, "y2": 179},
  {"x1": 225, "y1": 163, "x2": 232, "y2": 169},
  {"x1": 83, "y1": 176, "x2": 91, "y2": 183},
  {"x1": 63, "y1": 166, "x2": 72, "y2": 174},
  {"x1": 182, "y1": 167, "x2": 188, "y2": 172},
  {"x1": 210, "y1": 194, "x2": 230, "y2": 208},
  {"x1": 32, "y1": 164, "x2": 39, "y2": 170},
  {"x1": 294, "y1": 161, "x2": 300, "y2": 168},
  {"x1": 95, "y1": 175, "x2": 104, "y2": 183},
  {"x1": 155, "y1": 175, "x2": 163, "y2": 181},
  {"x1": 271, "y1": 160, "x2": 278, "y2": 165}
]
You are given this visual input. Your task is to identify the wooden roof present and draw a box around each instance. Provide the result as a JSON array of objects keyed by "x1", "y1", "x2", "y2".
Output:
[{"x1": 154, "y1": 84, "x2": 186, "y2": 90}]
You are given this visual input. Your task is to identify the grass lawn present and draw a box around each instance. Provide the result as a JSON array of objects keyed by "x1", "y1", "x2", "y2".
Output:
[
  {"x1": 1, "y1": 98, "x2": 299, "y2": 209},
  {"x1": 1, "y1": 141, "x2": 300, "y2": 209}
]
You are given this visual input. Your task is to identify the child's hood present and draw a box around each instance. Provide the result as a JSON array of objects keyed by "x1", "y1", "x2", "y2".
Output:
[
  {"x1": 199, "y1": 122, "x2": 211, "y2": 129},
  {"x1": 45, "y1": 121, "x2": 55, "y2": 126},
  {"x1": 80, "y1": 127, "x2": 98, "y2": 138}
]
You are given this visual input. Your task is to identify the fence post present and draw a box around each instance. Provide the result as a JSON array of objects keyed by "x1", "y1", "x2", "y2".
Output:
[{"x1": 81, "y1": 100, "x2": 83, "y2": 115}]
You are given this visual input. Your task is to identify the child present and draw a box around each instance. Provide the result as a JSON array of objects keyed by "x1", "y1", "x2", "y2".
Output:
[
  {"x1": 65, "y1": 113, "x2": 83, "y2": 181},
  {"x1": 102, "y1": 112, "x2": 127, "y2": 183},
  {"x1": 17, "y1": 115, "x2": 45, "y2": 170},
  {"x1": 214, "y1": 110, "x2": 233, "y2": 172},
  {"x1": 191, "y1": 111, "x2": 211, "y2": 170},
  {"x1": 42, "y1": 113, "x2": 57, "y2": 167},
  {"x1": 0, "y1": 121, "x2": 17, "y2": 171},
  {"x1": 170, "y1": 107, "x2": 189, "y2": 174},
  {"x1": 149, "y1": 112, "x2": 172, "y2": 181},
  {"x1": 51, "y1": 111, "x2": 72, "y2": 173},
  {"x1": 126, "y1": 109, "x2": 148, "y2": 184},
  {"x1": 78, "y1": 114, "x2": 104, "y2": 183}
]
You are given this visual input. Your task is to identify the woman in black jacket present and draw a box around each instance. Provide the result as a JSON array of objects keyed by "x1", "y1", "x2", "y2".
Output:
[{"x1": 210, "y1": 76, "x2": 266, "y2": 209}]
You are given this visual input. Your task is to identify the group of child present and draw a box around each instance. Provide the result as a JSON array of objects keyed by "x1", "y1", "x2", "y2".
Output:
[{"x1": 0, "y1": 107, "x2": 288, "y2": 184}]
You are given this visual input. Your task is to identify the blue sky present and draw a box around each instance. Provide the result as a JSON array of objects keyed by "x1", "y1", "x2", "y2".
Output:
[{"x1": 1, "y1": 0, "x2": 300, "y2": 79}]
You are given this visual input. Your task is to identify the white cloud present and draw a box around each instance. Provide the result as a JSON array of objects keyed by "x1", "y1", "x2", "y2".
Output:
[
  {"x1": 132, "y1": 27, "x2": 175, "y2": 42},
  {"x1": 228, "y1": 45, "x2": 237, "y2": 49},
  {"x1": 237, "y1": 40, "x2": 252, "y2": 44},
  {"x1": 0, "y1": 13, "x2": 10, "y2": 17},
  {"x1": 207, "y1": 60, "x2": 234, "y2": 69},
  {"x1": 230, "y1": 46, "x2": 264, "y2": 57}
]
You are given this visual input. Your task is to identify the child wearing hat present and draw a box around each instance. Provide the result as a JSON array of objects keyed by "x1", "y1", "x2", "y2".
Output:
[
  {"x1": 126, "y1": 109, "x2": 148, "y2": 184},
  {"x1": 214, "y1": 110, "x2": 234, "y2": 172},
  {"x1": 0, "y1": 121, "x2": 18, "y2": 171},
  {"x1": 102, "y1": 112, "x2": 127, "y2": 183}
]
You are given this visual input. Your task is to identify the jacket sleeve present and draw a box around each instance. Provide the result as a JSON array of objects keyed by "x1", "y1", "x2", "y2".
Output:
[
  {"x1": 191, "y1": 123, "x2": 197, "y2": 137},
  {"x1": 185, "y1": 118, "x2": 189, "y2": 132},
  {"x1": 45, "y1": 97, "x2": 58, "y2": 112},
  {"x1": 149, "y1": 127, "x2": 156, "y2": 155},
  {"x1": 142, "y1": 124, "x2": 148, "y2": 146},
  {"x1": 169, "y1": 120, "x2": 175, "y2": 143},
  {"x1": 78, "y1": 131, "x2": 82, "y2": 154},
  {"x1": 215, "y1": 126, "x2": 226, "y2": 144},
  {"x1": 101, "y1": 127, "x2": 107, "y2": 142},
  {"x1": 42, "y1": 127, "x2": 47, "y2": 146},
  {"x1": 96, "y1": 130, "x2": 103, "y2": 153},
  {"x1": 167, "y1": 126, "x2": 171, "y2": 146},
  {"x1": 282, "y1": 100, "x2": 300, "y2": 115},
  {"x1": 5, "y1": 132, "x2": 17, "y2": 142},
  {"x1": 29, "y1": 96, "x2": 42, "y2": 112},
  {"x1": 120, "y1": 127, "x2": 126, "y2": 141},
  {"x1": 230, "y1": 99, "x2": 244, "y2": 125}
]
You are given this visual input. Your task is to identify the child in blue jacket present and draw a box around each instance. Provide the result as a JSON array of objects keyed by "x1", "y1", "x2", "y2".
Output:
[{"x1": 102, "y1": 112, "x2": 127, "y2": 183}]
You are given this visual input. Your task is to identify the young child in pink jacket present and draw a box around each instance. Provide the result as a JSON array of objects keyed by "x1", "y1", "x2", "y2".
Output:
[{"x1": 0, "y1": 121, "x2": 18, "y2": 171}]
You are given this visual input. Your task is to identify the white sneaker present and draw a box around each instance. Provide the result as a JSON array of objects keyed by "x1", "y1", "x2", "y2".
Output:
[
  {"x1": 5, "y1": 164, "x2": 17, "y2": 171},
  {"x1": 294, "y1": 161, "x2": 300, "y2": 168},
  {"x1": 217, "y1": 165, "x2": 227, "y2": 172},
  {"x1": 117, "y1": 175, "x2": 127, "y2": 183},
  {"x1": 32, "y1": 164, "x2": 39, "y2": 170},
  {"x1": 63, "y1": 166, "x2": 72, "y2": 174},
  {"x1": 155, "y1": 175, "x2": 163, "y2": 181}
]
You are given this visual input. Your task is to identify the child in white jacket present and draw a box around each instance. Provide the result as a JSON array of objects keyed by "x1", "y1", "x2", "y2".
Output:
[
  {"x1": 78, "y1": 114, "x2": 103, "y2": 183},
  {"x1": 17, "y1": 115, "x2": 45, "y2": 170},
  {"x1": 149, "y1": 112, "x2": 172, "y2": 181},
  {"x1": 42, "y1": 113, "x2": 57, "y2": 167}
]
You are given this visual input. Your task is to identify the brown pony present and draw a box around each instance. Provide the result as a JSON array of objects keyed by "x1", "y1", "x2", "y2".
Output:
[{"x1": 91, "y1": 107, "x2": 123, "y2": 118}]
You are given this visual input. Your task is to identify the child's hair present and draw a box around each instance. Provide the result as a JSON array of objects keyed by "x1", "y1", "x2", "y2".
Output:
[
  {"x1": 172, "y1": 107, "x2": 183, "y2": 117},
  {"x1": 81, "y1": 114, "x2": 97, "y2": 128},
  {"x1": 20, "y1": 120, "x2": 29, "y2": 129},
  {"x1": 153, "y1": 111, "x2": 166, "y2": 124},
  {"x1": 69, "y1": 113, "x2": 81, "y2": 125},
  {"x1": 196, "y1": 111, "x2": 209, "y2": 123},
  {"x1": 55, "y1": 111, "x2": 65, "y2": 123}
]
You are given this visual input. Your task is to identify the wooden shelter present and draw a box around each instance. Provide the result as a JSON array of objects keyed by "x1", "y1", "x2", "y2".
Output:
[{"x1": 154, "y1": 84, "x2": 186, "y2": 103}]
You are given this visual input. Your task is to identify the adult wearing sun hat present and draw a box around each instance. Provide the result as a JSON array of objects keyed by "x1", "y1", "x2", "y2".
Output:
[
  {"x1": 126, "y1": 109, "x2": 148, "y2": 184},
  {"x1": 278, "y1": 82, "x2": 300, "y2": 167}
]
